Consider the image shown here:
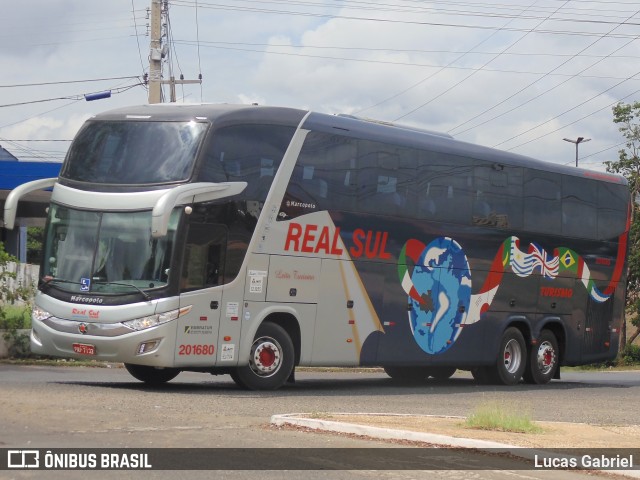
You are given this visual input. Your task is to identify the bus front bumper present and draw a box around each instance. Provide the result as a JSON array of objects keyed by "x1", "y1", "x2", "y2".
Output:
[{"x1": 30, "y1": 317, "x2": 179, "y2": 367}]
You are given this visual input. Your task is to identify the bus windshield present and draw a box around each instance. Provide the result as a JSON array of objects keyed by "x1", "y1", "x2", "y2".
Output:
[
  {"x1": 61, "y1": 120, "x2": 208, "y2": 184},
  {"x1": 42, "y1": 205, "x2": 180, "y2": 294}
]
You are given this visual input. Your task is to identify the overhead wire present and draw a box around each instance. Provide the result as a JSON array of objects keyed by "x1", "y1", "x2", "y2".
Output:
[
  {"x1": 170, "y1": 0, "x2": 640, "y2": 39},
  {"x1": 131, "y1": 0, "x2": 148, "y2": 77},
  {"x1": 173, "y1": 39, "x2": 640, "y2": 83},
  {"x1": 502, "y1": 86, "x2": 640, "y2": 152},
  {"x1": 492, "y1": 70, "x2": 640, "y2": 148},
  {"x1": 195, "y1": 0, "x2": 203, "y2": 102},
  {"x1": 0, "y1": 81, "x2": 146, "y2": 108},
  {"x1": 448, "y1": 7, "x2": 640, "y2": 136},
  {"x1": 390, "y1": 0, "x2": 571, "y2": 121},
  {"x1": 174, "y1": 39, "x2": 640, "y2": 61},
  {"x1": 0, "y1": 76, "x2": 141, "y2": 88},
  {"x1": 356, "y1": 0, "x2": 547, "y2": 116},
  {"x1": 173, "y1": 0, "x2": 640, "y2": 27}
]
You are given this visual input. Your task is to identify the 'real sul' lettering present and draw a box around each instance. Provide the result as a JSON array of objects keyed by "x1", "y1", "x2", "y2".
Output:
[
  {"x1": 284, "y1": 222, "x2": 344, "y2": 255},
  {"x1": 283, "y1": 222, "x2": 392, "y2": 260},
  {"x1": 349, "y1": 229, "x2": 391, "y2": 260}
]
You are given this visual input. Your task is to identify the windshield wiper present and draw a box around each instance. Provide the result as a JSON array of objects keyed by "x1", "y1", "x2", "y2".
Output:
[
  {"x1": 92, "y1": 281, "x2": 151, "y2": 301},
  {"x1": 40, "y1": 277, "x2": 82, "y2": 289}
]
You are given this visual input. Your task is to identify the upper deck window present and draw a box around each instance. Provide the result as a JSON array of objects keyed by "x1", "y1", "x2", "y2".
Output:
[
  {"x1": 61, "y1": 120, "x2": 208, "y2": 184},
  {"x1": 197, "y1": 124, "x2": 296, "y2": 202}
]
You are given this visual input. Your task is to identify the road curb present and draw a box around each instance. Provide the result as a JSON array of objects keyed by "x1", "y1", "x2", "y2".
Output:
[{"x1": 271, "y1": 413, "x2": 640, "y2": 478}]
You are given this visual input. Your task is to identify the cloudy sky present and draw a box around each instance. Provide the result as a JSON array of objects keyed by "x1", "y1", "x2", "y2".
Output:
[{"x1": 1, "y1": 0, "x2": 639, "y2": 171}]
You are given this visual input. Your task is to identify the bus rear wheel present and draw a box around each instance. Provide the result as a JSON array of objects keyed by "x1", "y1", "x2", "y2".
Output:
[
  {"x1": 124, "y1": 363, "x2": 180, "y2": 385},
  {"x1": 231, "y1": 322, "x2": 294, "y2": 390},
  {"x1": 494, "y1": 327, "x2": 526, "y2": 385},
  {"x1": 523, "y1": 330, "x2": 558, "y2": 385}
]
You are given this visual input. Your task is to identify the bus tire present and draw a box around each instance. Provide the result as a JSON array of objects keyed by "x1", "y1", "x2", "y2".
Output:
[
  {"x1": 383, "y1": 366, "x2": 429, "y2": 383},
  {"x1": 231, "y1": 322, "x2": 294, "y2": 390},
  {"x1": 427, "y1": 367, "x2": 456, "y2": 381},
  {"x1": 494, "y1": 327, "x2": 526, "y2": 385},
  {"x1": 523, "y1": 330, "x2": 559, "y2": 385},
  {"x1": 124, "y1": 363, "x2": 180, "y2": 385}
]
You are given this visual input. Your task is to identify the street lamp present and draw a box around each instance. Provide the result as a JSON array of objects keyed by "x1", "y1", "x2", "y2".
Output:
[{"x1": 563, "y1": 137, "x2": 591, "y2": 167}]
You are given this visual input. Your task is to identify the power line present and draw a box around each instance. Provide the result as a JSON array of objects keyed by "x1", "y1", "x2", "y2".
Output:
[
  {"x1": 0, "y1": 76, "x2": 141, "y2": 88},
  {"x1": 0, "y1": 82, "x2": 145, "y2": 108},
  {"x1": 173, "y1": 39, "x2": 640, "y2": 61},
  {"x1": 503, "y1": 86, "x2": 640, "y2": 152},
  {"x1": 174, "y1": 39, "x2": 640, "y2": 83},
  {"x1": 195, "y1": 0, "x2": 203, "y2": 102},
  {"x1": 0, "y1": 100, "x2": 82, "y2": 130},
  {"x1": 170, "y1": 1, "x2": 640, "y2": 39},
  {"x1": 174, "y1": 0, "x2": 640, "y2": 27},
  {"x1": 131, "y1": 0, "x2": 148, "y2": 76},
  {"x1": 448, "y1": 7, "x2": 640, "y2": 136},
  {"x1": 492, "y1": 70, "x2": 640, "y2": 148},
  {"x1": 391, "y1": 0, "x2": 571, "y2": 122}
]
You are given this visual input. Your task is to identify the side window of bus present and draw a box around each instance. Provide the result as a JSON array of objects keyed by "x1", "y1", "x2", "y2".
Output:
[
  {"x1": 198, "y1": 124, "x2": 296, "y2": 202},
  {"x1": 523, "y1": 170, "x2": 561, "y2": 234},
  {"x1": 473, "y1": 163, "x2": 523, "y2": 229},
  {"x1": 562, "y1": 176, "x2": 597, "y2": 239},
  {"x1": 417, "y1": 151, "x2": 473, "y2": 225},
  {"x1": 356, "y1": 140, "x2": 416, "y2": 217},
  {"x1": 598, "y1": 182, "x2": 628, "y2": 240},
  {"x1": 290, "y1": 132, "x2": 358, "y2": 212},
  {"x1": 181, "y1": 223, "x2": 228, "y2": 292}
]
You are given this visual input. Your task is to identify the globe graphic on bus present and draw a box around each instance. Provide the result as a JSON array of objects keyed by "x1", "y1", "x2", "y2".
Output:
[{"x1": 408, "y1": 237, "x2": 472, "y2": 354}]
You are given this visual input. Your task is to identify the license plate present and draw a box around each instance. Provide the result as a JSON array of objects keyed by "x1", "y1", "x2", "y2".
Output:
[{"x1": 72, "y1": 343, "x2": 96, "y2": 355}]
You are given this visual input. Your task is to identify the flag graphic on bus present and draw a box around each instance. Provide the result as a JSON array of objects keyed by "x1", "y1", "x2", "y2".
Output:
[{"x1": 398, "y1": 235, "x2": 624, "y2": 355}]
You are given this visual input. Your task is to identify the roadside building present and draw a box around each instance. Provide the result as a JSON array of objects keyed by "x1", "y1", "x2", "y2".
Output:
[{"x1": 0, "y1": 145, "x2": 61, "y2": 262}]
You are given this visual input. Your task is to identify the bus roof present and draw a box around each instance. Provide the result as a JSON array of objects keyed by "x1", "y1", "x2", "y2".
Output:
[
  {"x1": 303, "y1": 111, "x2": 627, "y2": 186},
  {"x1": 88, "y1": 104, "x2": 626, "y2": 186},
  {"x1": 89, "y1": 103, "x2": 307, "y2": 129}
]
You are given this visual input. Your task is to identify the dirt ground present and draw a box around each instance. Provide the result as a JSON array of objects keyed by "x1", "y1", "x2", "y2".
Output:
[{"x1": 309, "y1": 413, "x2": 640, "y2": 449}]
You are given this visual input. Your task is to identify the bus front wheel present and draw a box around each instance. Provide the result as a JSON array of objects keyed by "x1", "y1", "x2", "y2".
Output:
[
  {"x1": 231, "y1": 322, "x2": 294, "y2": 390},
  {"x1": 124, "y1": 363, "x2": 180, "y2": 385},
  {"x1": 523, "y1": 330, "x2": 559, "y2": 385}
]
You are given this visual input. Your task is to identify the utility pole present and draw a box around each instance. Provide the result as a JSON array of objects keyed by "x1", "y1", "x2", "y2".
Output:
[
  {"x1": 148, "y1": 0, "x2": 162, "y2": 104},
  {"x1": 147, "y1": 0, "x2": 202, "y2": 104}
]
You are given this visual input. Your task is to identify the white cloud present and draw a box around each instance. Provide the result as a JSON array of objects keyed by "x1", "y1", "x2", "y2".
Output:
[{"x1": 0, "y1": 0, "x2": 637, "y2": 171}]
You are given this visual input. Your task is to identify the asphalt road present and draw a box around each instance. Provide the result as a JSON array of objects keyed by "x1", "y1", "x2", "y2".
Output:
[{"x1": 1, "y1": 364, "x2": 638, "y2": 480}]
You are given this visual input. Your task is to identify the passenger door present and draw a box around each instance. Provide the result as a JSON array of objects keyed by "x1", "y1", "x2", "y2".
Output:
[{"x1": 175, "y1": 222, "x2": 227, "y2": 367}]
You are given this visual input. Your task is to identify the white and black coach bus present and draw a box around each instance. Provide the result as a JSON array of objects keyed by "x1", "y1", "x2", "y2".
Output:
[{"x1": 4, "y1": 104, "x2": 630, "y2": 389}]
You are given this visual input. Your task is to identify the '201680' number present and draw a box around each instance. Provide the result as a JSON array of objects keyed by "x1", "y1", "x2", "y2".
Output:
[{"x1": 178, "y1": 344, "x2": 215, "y2": 356}]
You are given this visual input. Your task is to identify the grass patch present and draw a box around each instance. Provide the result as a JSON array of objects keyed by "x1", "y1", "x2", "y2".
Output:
[
  {"x1": 306, "y1": 412, "x2": 333, "y2": 420},
  {"x1": 0, "y1": 358, "x2": 121, "y2": 367},
  {"x1": 0, "y1": 304, "x2": 31, "y2": 330},
  {"x1": 465, "y1": 401, "x2": 543, "y2": 434}
]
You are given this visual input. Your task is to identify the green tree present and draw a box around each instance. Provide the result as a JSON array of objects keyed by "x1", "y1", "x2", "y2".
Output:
[
  {"x1": 0, "y1": 241, "x2": 34, "y2": 357},
  {"x1": 605, "y1": 101, "x2": 640, "y2": 347},
  {"x1": 0, "y1": 241, "x2": 32, "y2": 320},
  {"x1": 26, "y1": 226, "x2": 44, "y2": 265}
]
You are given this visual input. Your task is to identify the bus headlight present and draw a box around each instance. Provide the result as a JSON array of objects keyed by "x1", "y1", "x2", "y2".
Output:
[
  {"x1": 123, "y1": 305, "x2": 192, "y2": 331},
  {"x1": 32, "y1": 306, "x2": 52, "y2": 323}
]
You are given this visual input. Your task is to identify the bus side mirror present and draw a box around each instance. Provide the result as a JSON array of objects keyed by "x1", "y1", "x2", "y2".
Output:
[{"x1": 3, "y1": 178, "x2": 57, "y2": 229}]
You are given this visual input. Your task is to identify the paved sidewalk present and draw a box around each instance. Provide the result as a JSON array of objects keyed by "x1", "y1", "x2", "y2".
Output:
[{"x1": 271, "y1": 413, "x2": 640, "y2": 478}]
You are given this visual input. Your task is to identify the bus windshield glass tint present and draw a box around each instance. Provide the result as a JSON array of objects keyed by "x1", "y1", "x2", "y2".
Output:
[{"x1": 61, "y1": 120, "x2": 208, "y2": 184}]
